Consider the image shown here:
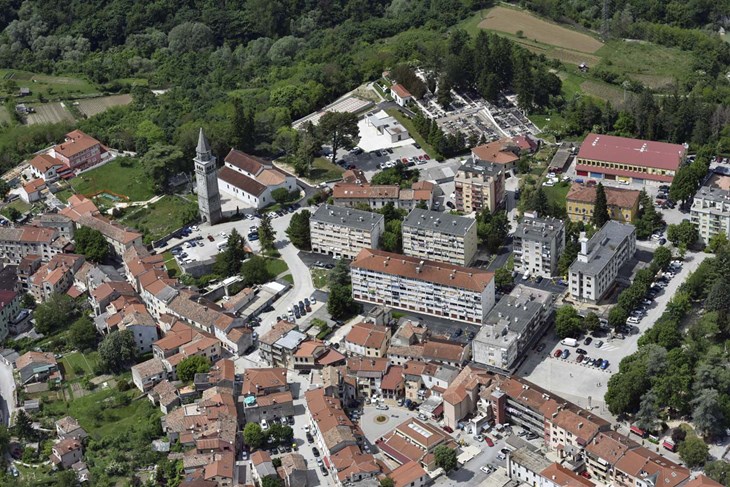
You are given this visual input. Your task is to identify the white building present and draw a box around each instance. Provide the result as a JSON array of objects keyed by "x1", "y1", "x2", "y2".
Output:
[
  {"x1": 366, "y1": 111, "x2": 410, "y2": 143},
  {"x1": 310, "y1": 205, "x2": 385, "y2": 260},
  {"x1": 569, "y1": 221, "x2": 636, "y2": 303},
  {"x1": 402, "y1": 208, "x2": 478, "y2": 267},
  {"x1": 218, "y1": 149, "x2": 298, "y2": 209},
  {"x1": 690, "y1": 185, "x2": 730, "y2": 245},
  {"x1": 351, "y1": 248, "x2": 495, "y2": 325},
  {"x1": 513, "y1": 216, "x2": 565, "y2": 278},
  {"x1": 473, "y1": 285, "x2": 553, "y2": 373},
  {"x1": 390, "y1": 84, "x2": 413, "y2": 107}
]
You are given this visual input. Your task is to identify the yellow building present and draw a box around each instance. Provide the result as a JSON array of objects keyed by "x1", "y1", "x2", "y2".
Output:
[{"x1": 566, "y1": 183, "x2": 640, "y2": 224}]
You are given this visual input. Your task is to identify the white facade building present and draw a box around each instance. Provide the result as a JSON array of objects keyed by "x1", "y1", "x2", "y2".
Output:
[{"x1": 310, "y1": 205, "x2": 385, "y2": 260}]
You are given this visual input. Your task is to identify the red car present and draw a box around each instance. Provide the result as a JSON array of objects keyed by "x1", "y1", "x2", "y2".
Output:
[
  {"x1": 581, "y1": 471, "x2": 591, "y2": 479},
  {"x1": 418, "y1": 155, "x2": 425, "y2": 160},
  {"x1": 587, "y1": 179, "x2": 597, "y2": 186},
  {"x1": 576, "y1": 355, "x2": 584, "y2": 363},
  {"x1": 554, "y1": 349, "x2": 563, "y2": 358},
  {"x1": 401, "y1": 157, "x2": 409, "y2": 163},
  {"x1": 442, "y1": 425, "x2": 454, "y2": 433},
  {"x1": 484, "y1": 436, "x2": 494, "y2": 447},
  {"x1": 424, "y1": 154, "x2": 431, "y2": 160}
]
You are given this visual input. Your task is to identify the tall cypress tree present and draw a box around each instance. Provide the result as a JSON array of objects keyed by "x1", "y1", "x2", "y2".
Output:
[{"x1": 592, "y1": 183, "x2": 610, "y2": 228}]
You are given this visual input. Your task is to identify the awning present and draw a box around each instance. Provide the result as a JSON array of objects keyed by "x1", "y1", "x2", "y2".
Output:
[{"x1": 432, "y1": 404, "x2": 444, "y2": 417}]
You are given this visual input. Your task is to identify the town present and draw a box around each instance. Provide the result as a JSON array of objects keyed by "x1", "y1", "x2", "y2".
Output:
[{"x1": 0, "y1": 2, "x2": 728, "y2": 487}]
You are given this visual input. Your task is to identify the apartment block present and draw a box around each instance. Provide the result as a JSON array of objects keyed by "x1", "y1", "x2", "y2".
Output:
[
  {"x1": 0, "y1": 226, "x2": 67, "y2": 265},
  {"x1": 569, "y1": 221, "x2": 636, "y2": 303},
  {"x1": 402, "y1": 208, "x2": 478, "y2": 266},
  {"x1": 351, "y1": 248, "x2": 495, "y2": 325},
  {"x1": 454, "y1": 158, "x2": 505, "y2": 214},
  {"x1": 513, "y1": 217, "x2": 565, "y2": 278},
  {"x1": 310, "y1": 205, "x2": 385, "y2": 260},
  {"x1": 690, "y1": 185, "x2": 730, "y2": 245},
  {"x1": 473, "y1": 284, "x2": 553, "y2": 373}
]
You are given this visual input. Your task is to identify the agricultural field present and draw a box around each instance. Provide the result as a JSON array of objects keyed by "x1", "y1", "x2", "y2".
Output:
[
  {"x1": 69, "y1": 157, "x2": 154, "y2": 201},
  {"x1": 77, "y1": 94, "x2": 133, "y2": 117},
  {"x1": 0, "y1": 69, "x2": 99, "y2": 101},
  {"x1": 25, "y1": 102, "x2": 75, "y2": 125}
]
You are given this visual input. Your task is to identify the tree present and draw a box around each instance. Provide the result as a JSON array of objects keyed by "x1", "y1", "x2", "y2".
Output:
[
  {"x1": 0, "y1": 179, "x2": 9, "y2": 200},
  {"x1": 434, "y1": 445, "x2": 457, "y2": 472},
  {"x1": 68, "y1": 316, "x2": 97, "y2": 352},
  {"x1": 327, "y1": 259, "x2": 357, "y2": 319},
  {"x1": 634, "y1": 390, "x2": 659, "y2": 432},
  {"x1": 168, "y1": 22, "x2": 214, "y2": 53},
  {"x1": 241, "y1": 255, "x2": 273, "y2": 286},
  {"x1": 98, "y1": 330, "x2": 137, "y2": 373},
  {"x1": 436, "y1": 76, "x2": 453, "y2": 108},
  {"x1": 690, "y1": 389, "x2": 725, "y2": 438},
  {"x1": 705, "y1": 277, "x2": 730, "y2": 320},
  {"x1": 3, "y1": 206, "x2": 21, "y2": 222},
  {"x1": 268, "y1": 423, "x2": 294, "y2": 444},
  {"x1": 13, "y1": 410, "x2": 32, "y2": 440},
  {"x1": 258, "y1": 213, "x2": 275, "y2": 252},
  {"x1": 555, "y1": 306, "x2": 583, "y2": 338},
  {"x1": 584, "y1": 312, "x2": 600, "y2": 333},
  {"x1": 380, "y1": 479, "x2": 395, "y2": 487},
  {"x1": 605, "y1": 358, "x2": 650, "y2": 415},
  {"x1": 21, "y1": 293, "x2": 35, "y2": 309},
  {"x1": 55, "y1": 470, "x2": 78, "y2": 487},
  {"x1": 670, "y1": 427, "x2": 687, "y2": 445},
  {"x1": 74, "y1": 226, "x2": 109, "y2": 262},
  {"x1": 243, "y1": 422, "x2": 266, "y2": 450},
  {"x1": 653, "y1": 246, "x2": 672, "y2": 270},
  {"x1": 667, "y1": 220, "x2": 698, "y2": 247},
  {"x1": 678, "y1": 436, "x2": 709, "y2": 467},
  {"x1": 285, "y1": 210, "x2": 311, "y2": 250},
  {"x1": 140, "y1": 145, "x2": 186, "y2": 193},
  {"x1": 592, "y1": 183, "x2": 610, "y2": 227},
  {"x1": 707, "y1": 232, "x2": 728, "y2": 253},
  {"x1": 494, "y1": 267, "x2": 514, "y2": 291},
  {"x1": 530, "y1": 187, "x2": 549, "y2": 216},
  {"x1": 608, "y1": 306, "x2": 629, "y2": 330},
  {"x1": 177, "y1": 355, "x2": 210, "y2": 382},
  {"x1": 271, "y1": 188, "x2": 292, "y2": 205},
  {"x1": 0, "y1": 425, "x2": 9, "y2": 456},
  {"x1": 231, "y1": 97, "x2": 255, "y2": 152},
  {"x1": 317, "y1": 111, "x2": 359, "y2": 164},
  {"x1": 261, "y1": 476, "x2": 284, "y2": 487},
  {"x1": 704, "y1": 460, "x2": 730, "y2": 486},
  {"x1": 214, "y1": 229, "x2": 247, "y2": 277},
  {"x1": 34, "y1": 293, "x2": 77, "y2": 335}
]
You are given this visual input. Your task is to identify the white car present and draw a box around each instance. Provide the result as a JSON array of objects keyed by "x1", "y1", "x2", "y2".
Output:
[
  {"x1": 497, "y1": 453, "x2": 506, "y2": 461},
  {"x1": 310, "y1": 296, "x2": 317, "y2": 304},
  {"x1": 376, "y1": 404, "x2": 389, "y2": 411},
  {"x1": 191, "y1": 225, "x2": 199, "y2": 231},
  {"x1": 480, "y1": 466, "x2": 491, "y2": 474},
  {"x1": 261, "y1": 419, "x2": 269, "y2": 430}
]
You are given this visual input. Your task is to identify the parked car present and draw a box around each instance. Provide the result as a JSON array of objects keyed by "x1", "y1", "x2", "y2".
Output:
[
  {"x1": 536, "y1": 343, "x2": 546, "y2": 352},
  {"x1": 583, "y1": 337, "x2": 593, "y2": 345},
  {"x1": 601, "y1": 360, "x2": 610, "y2": 370},
  {"x1": 485, "y1": 436, "x2": 494, "y2": 447},
  {"x1": 312, "y1": 447, "x2": 320, "y2": 457},
  {"x1": 554, "y1": 349, "x2": 563, "y2": 358},
  {"x1": 480, "y1": 466, "x2": 491, "y2": 474},
  {"x1": 595, "y1": 340, "x2": 604, "y2": 348},
  {"x1": 442, "y1": 425, "x2": 454, "y2": 433},
  {"x1": 576, "y1": 355, "x2": 584, "y2": 363},
  {"x1": 576, "y1": 348, "x2": 587, "y2": 355},
  {"x1": 561, "y1": 349, "x2": 570, "y2": 359}
]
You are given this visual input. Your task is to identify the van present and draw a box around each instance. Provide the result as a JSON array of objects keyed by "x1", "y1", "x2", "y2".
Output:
[
  {"x1": 217, "y1": 242, "x2": 227, "y2": 251},
  {"x1": 561, "y1": 338, "x2": 578, "y2": 347}
]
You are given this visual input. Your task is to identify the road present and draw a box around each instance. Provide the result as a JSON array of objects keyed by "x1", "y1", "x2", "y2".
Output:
[{"x1": 0, "y1": 356, "x2": 16, "y2": 426}]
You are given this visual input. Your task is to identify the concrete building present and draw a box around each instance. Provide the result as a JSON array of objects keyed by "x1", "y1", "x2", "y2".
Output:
[
  {"x1": 390, "y1": 84, "x2": 413, "y2": 107},
  {"x1": 351, "y1": 248, "x2": 495, "y2": 325},
  {"x1": 194, "y1": 128, "x2": 223, "y2": 224},
  {"x1": 0, "y1": 225, "x2": 67, "y2": 265},
  {"x1": 508, "y1": 447, "x2": 552, "y2": 487},
  {"x1": 454, "y1": 159, "x2": 506, "y2": 214},
  {"x1": 48, "y1": 130, "x2": 105, "y2": 172},
  {"x1": 473, "y1": 285, "x2": 553, "y2": 373},
  {"x1": 566, "y1": 183, "x2": 640, "y2": 224},
  {"x1": 332, "y1": 182, "x2": 434, "y2": 210},
  {"x1": 344, "y1": 322, "x2": 391, "y2": 358},
  {"x1": 513, "y1": 217, "x2": 565, "y2": 278},
  {"x1": 366, "y1": 111, "x2": 410, "y2": 142},
  {"x1": 239, "y1": 368, "x2": 294, "y2": 423},
  {"x1": 576, "y1": 133, "x2": 686, "y2": 184},
  {"x1": 569, "y1": 221, "x2": 636, "y2": 303},
  {"x1": 471, "y1": 140, "x2": 520, "y2": 170},
  {"x1": 402, "y1": 208, "x2": 478, "y2": 266},
  {"x1": 218, "y1": 149, "x2": 297, "y2": 210},
  {"x1": 0, "y1": 290, "x2": 21, "y2": 342},
  {"x1": 691, "y1": 185, "x2": 730, "y2": 245},
  {"x1": 310, "y1": 205, "x2": 385, "y2": 260}
]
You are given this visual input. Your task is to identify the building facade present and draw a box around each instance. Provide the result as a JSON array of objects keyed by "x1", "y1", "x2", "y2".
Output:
[
  {"x1": 513, "y1": 217, "x2": 565, "y2": 278},
  {"x1": 351, "y1": 248, "x2": 495, "y2": 324},
  {"x1": 454, "y1": 159, "x2": 505, "y2": 214},
  {"x1": 566, "y1": 183, "x2": 641, "y2": 224},
  {"x1": 218, "y1": 149, "x2": 298, "y2": 210},
  {"x1": 576, "y1": 133, "x2": 686, "y2": 184},
  {"x1": 569, "y1": 221, "x2": 636, "y2": 303},
  {"x1": 402, "y1": 208, "x2": 478, "y2": 266},
  {"x1": 473, "y1": 285, "x2": 553, "y2": 373},
  {"x1": 690, "y1": 185, "x2": 730, "y2": 245},
  {"x1": 310, "y1": 205, "x2": 385, "y2": 260},
  {"x1": 194, "y1": 128, "x2": 223, "y2": 224}
]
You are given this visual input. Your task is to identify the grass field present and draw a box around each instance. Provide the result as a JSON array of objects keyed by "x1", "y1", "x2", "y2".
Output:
[
  {"x1": 163, "y1": 250, "x2": 181, "y2": 277},
  {"x1": 0, "y1": 69, "x2": 99, "y2": 102},
  {"x1": 0, "y1": 106, "x2": 11, "y2": 124},
  {"x1": 77, "y1": 94, "x2": 133, "y2": 117},
  {"x1": 543, "y1": 181, "x2": 571, "y2": 207},
  {"x1": 595, "y1": 40, "x2": 694, "y2": 89},
  {"x1": 60, "y1": 351, "x2": 99, "y2": 379},
  {"x1": 311, "y1": 268, "x2": 329, "y2": 289},
  {"x1": 26, "y1": 102, "x2": 75, "y2": 125},
  {"x1": 265, "y1": 258, "x2": 289, "y2": 277},
  {"x1": 478, "y1": 6, "x2": 604, "y2": 54},
  {"x1": 120, "y1": 195, "x2": 198, "y2": 242},
  {"x1": 311, "y1": 157, "x2": 344, "y2": 183},
  {"x1": 70, "y1": 157, "x2": 154, "y2": 201}
]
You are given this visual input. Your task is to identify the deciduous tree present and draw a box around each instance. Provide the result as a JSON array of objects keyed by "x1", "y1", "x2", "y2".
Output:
[
  {"x1": 177, "y1": 355, "x2": 210, "y2": 382},
  {"x1": 34, "y1": 293, "x2": 77, "y2": 335},
  {"x1": 434, "y1": 445, "x2": 457, "y2": 472},
  {"x1": 68, "y1": 316, "x2": 97, "y2": 352},
  {"x1": 243, "y1": 422, "x2": 266, "y2": 450},
  {"x1": 98, "y1": 330, "x2": 137, "y2": 373},
  {"x1": 678, "y1": 436, "x2": 709, "y2": 467},
  {"x1": 555, "y1": 306, "x2": 583, "y2": 338},
  {"x1": 74, "y1": 226, "x2": 109, "y2": 263},
  {"x1": 317, "y1": 112, "x2": 359, "y2": 164}
]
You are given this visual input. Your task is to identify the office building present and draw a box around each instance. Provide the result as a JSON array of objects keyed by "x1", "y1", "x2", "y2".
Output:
[
  {"x1": 569, "y1": 221, "x2": 636, "y2": 303},
  {"x1": 310, "y1": 205, "x2": 385, "y2": 260},
  {"x1": 513, "y1": 217, "x2": 565, "y2": 278},
  {"x1": 351, "y1": 248, "x2": 495, "y2": 324},
  {"x1": 402, "y1": 208, "x2": 478, "y2": 266}
]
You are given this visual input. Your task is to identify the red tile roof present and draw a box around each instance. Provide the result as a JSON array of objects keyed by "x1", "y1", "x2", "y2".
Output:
[
  {"x1": 224, "y1": 149, "x2": 264, "y2": 175},
  {"x1": 391, "y1": 84, "x2": 413, "y2": 99},
  {"x1": 54, "y1": 130, "x2": 102, "y2": 158},
  {"x1": 472, "y1": 139, "x2": 520, "y2": 165},
  {"x1": 578, "y1": 133, "x2": 685, "y2": 170},
  {"x1": 218, "y1": 167, "x2": 266, "y2": 197},
  {"x1": 567, "y1": 183, "x2": 640, "y2": 209}
]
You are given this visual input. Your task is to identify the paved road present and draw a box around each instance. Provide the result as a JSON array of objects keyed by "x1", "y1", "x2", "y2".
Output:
[{"x1": 0, "y1": 357, "x2": 16, "y2": 426}]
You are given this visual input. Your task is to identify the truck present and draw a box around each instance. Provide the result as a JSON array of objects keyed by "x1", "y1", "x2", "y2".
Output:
[{"x1": 561, "y1": 338, "x2": 578, "y2": 347}]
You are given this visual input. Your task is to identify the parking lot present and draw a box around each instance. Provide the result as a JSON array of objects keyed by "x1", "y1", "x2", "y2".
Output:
[{"x1": 516, "y1": 251, "x2": 708, "y2": 417}]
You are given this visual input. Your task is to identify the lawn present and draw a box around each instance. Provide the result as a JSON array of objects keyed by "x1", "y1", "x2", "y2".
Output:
[
  {"x1": 120, "y1": 195, "x2": 198, "y2": 243},
  {"x1": 596, "y1": 40, "x2": 695, "y2": 89},
  {"x1": 54, "y1": 188, "x2": 74, "y2": 203},
  {"x1": 265, "y1": 258, "x2": 289, "y2": 278},
  {"x1": 311, "y1": 157, "x2": 344, "y2": 183},
  {"x1": 0, "y1": 69, "x2": 100, "y2": 102},
  {"x1": 542, "y1": 180, "x2": 571, "y2": 208},
  {"x1": 311, "y1": 268, "x2": 329, "y2": 289},
  {"x1": 60, "y1": 351, "x2": 99, "y2": 380},
  {"x1": 385, "y1": 108, "x2": 439, "y2": 159},
  {"x1": 281, "y1": 274, "x2": 294, "y2": 284},
  {"x1": 69, "y1": 157, "x2": 154, "y2": 201},
  {"x1": 163, "y1": 251, "x2": 181, "y2": 277}
]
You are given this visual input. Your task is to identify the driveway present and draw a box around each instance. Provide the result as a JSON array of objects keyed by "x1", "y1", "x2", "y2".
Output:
[{"x1": 516, "y1": 249, "x2": 708, "y2": 420}]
